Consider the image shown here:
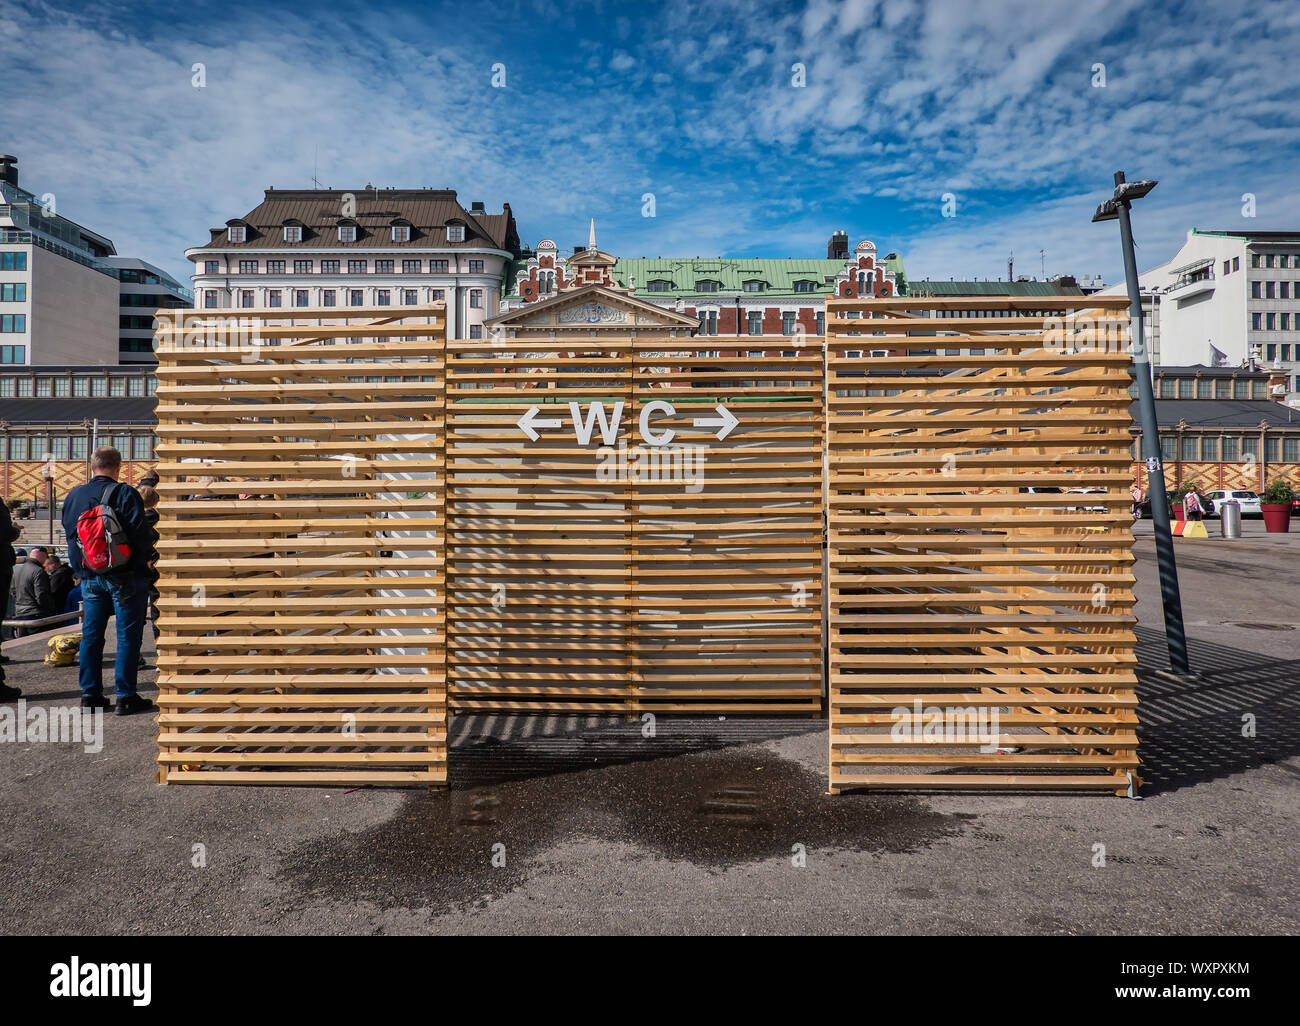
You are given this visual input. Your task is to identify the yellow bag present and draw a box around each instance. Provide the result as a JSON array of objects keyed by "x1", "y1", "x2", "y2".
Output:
[{"x1": 44, "y1": 633, "x2": 82, "y2": 666}]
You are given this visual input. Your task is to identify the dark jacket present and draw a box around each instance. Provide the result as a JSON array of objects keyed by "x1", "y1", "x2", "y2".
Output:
[
  {"x1": 47, "y1": 563, "x2": 74, "y2": 613},
  {"x1": 143, "y1": 509, "x2": 160, "y2": 587},
  {"x1": 12, "y1": 556, "x2": 51, "y2": 619},
  {"x1": 61, "y1": 476, "x2": 152, "y2": 578},
  {"x1": 0, "y1": 500, "x2": 16, "y2": 568}
]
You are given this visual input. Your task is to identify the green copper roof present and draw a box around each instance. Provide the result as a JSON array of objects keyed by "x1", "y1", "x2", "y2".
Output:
[
  {"x1": 904, "y1": 279, "x2": 1083, "y2": 297},
  {"x1": 505, "y1": 252, "x2": 909, "y2": 299}
]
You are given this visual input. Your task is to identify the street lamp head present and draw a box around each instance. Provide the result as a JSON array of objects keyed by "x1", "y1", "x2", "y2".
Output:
[
  {"x1": 1115, "y1": 179, "x2": 1157, "y2": 202},
  {"x1": 1092, "y1": 199, "x2": 1120, "y2": 223}
]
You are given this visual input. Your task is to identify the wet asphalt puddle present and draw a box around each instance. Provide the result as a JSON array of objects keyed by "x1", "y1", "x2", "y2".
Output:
[{"x1": 279, "y1": 728, "x2": 973, "y2": 915}]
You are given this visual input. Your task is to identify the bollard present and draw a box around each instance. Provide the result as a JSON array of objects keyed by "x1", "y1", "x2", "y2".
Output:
[{"x1": 1220, "y1": 500, "x2": 1241, "y2": 539}]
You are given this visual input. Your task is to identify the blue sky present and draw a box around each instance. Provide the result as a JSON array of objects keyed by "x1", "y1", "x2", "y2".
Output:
[{"x1": 3, "y1": 0, "x2": 1299, "y2": 288}]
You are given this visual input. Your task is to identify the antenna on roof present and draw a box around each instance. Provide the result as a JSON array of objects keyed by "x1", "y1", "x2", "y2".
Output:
[{"x1": 312, "y1": 145, "x2": 322, "y2": 190}]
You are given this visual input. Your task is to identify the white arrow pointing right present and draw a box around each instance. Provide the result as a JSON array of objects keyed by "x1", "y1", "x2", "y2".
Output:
[
  {"x1": 517, "y1": 405, "x2": 563, "y2": 442},
  {"x1": 693, "y1": 403, "x2": 739, "y2": 441}
]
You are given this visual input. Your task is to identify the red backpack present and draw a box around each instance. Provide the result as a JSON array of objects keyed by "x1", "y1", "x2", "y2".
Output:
[{"x1": 76, "y1": 483, "x2": 132, "y2": 574}]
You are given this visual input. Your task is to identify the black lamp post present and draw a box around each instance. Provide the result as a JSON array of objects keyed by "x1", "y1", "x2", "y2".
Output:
[{"x1": 1093, "y1": 171, "x2": 1191, "y2": 675}]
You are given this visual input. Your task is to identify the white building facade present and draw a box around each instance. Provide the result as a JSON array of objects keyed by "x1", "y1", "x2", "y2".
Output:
[{"x1": 186, "y1": 188, "x2": 520, "y2": 339}]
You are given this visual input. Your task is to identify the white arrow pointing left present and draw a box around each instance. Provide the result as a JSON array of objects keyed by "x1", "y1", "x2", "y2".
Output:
[
  {"x1": 693, "y1": 403, "x2": 739, "y2": 441},
  {"x1": 517, "y1": 405, "x2": 563, "y2": 441}
]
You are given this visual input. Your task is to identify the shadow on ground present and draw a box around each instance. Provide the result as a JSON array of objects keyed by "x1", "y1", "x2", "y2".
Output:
[{"x1": 1135, "y1": 625, "x2": 1300, "y2": 795}]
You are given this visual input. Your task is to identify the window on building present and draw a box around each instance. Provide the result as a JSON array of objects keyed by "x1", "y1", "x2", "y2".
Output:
[
  {"x1": 1265, "y1": 436, "x2": 1280, "y2": 462},
  {"x1": 1251, "y1": 254, "x2": 1260, "y2": 267},
  {"x1": 403, "y1": 289, "x2": 418, "y2": 305},
  {"x1": 376, "y1": 290, "x2": 390, "y2": 306},
  {"x1": 747, "y1": 311, "x2": 762, "y2": 335},
  {"x1": 392, "y1": 225, "x2": 411, "y2": 242},
  {"x1": 1233, "y1": 256, "x2": 1240, "y2": 271},
  {"x1": 402, "y1": 260, "x2": 421, "y2": 273},
  {"x1": 1223, "y1": 261, "x2": 1230, "y2": 276},
  {"x1": 816, "y1": 312, "x2": 825, "y2": 336},
  {"x1": 1252, "y1": 281, "x2": 1261, "y2": 299},
  {"x1": 695, "y1": 280, "x2": 720, "y2": 292},
  {"x1": 1252, "y1": 313, "x2": 1263, "y2": 331},
  {"x1": 469, "y1": 325, "x2": 483, "y2": 339},
  {"x1": 1158, "y1": 377, "x2": 1175, "y2": 398},
  {"x1": 1253, "y1": 380, "x2": 1268, "y2": 399},
  {"x1": 1233, "y1": 378, "x2": 1248, "y2": 398},
  {"x1": 0, "y1": 283, "x2": 27, "y2": 301},
  {"x1": 742, "y1": 280, "x2": 766, "y2": 293},
  {"x1": 321, "y1": 290, "x2": 336, "y2": 307},
  {"x1": 1180, "y1": 436, "x2": 1197, "y2": 460},
  {"x1": 468, "y1": 260, "x2": 484, "y2": 273},
  {"x1": 348, "y1": 260, "x2": 367, "y2": 274},
  {"x1": 0, "y1": 252, "x2": 28, "y2": 270},
  {"x1": 1267, "y1": 313, "x2": 1277, "y2": 330},
  {"x1": 228, "y1": 225, "x2": 246, "y2": 243},
  {"x1": 782, "y1": 312, "x2": 796, "y2": 335},
  {"x1": 239, "y1": 260, "x2": 258, "y2": 274},
  {"x1": 447, "y1": 224, "x2": 466, "y2": 242},
  {"x1": 267, "y1": 260, "x2": 285, "y2": 274},
  {"x1": 1283, "y1": 313, "x2": 1292, "y2": 330},
  {"x1": 1196, "y1": 377, "x2": 1212, "y2": 399},
  {"x1": 71, "y1": 436, "x2": 87, "y2": 460},
  {"x1": 646, "y1": 280, "x2": 673, "y2": 293},
  {"x1": 1266, "y1": 281, "x2": 1276, "y2": 299},
  {"x1": 1284, "y1": 438, "x2": 1299, "y2": 462},
  {"x1": 1202, "y1": 436, "x2": 1218, "y2": 460},
  {"x1": 431, "y1": 260, "x2": 449, "y2": 273},
  {"x1": 1222, "y1": 436, "x2": 1238, "y2": 461},
  {"x1": 1177, "y1": 377, "x2": 1193, "y2": 399},
  {"x1": 35, "y1": 376, "x2": 52, "y2": 397},
  {"x1": 202, "y1": 260, "x2": 218, "y2": 274},
  {"x1": 338, "y1": 224, "x2": 357, "y2": 242},
  {"x1": 349, "y1": 290, "x2": 364, "y2": 306},
  {"x1": 54, "y1": 376, "x2": 70, "y2": 398},
  {"x1": 1215, "y1": 378, "x2": 1231, "y2": 398},
  {"x1": 294, "y1": 260, "x2": 312, "y2": 273},
  {"x1": 375, "y1": 260, "x2": 394, "y2": 273},
  {"x1": 283, "y1": 225, "x2": 302, "y2": 243},
  {"x1": 202, "y1": 292, "x2": 218, "y2": 309},
  {"x1": 1265, "y1": 254, "x2": 1276, "y2": 268},
  {"x1": 109, "y1": 375, "x2": 127, "y2": 397},
  {"x1": 266, "y1": 290, "x2": 282, "y2": 308},
  {"x1": 431, "y1": 289, "x2": 445, "y2": 301},
  {"x1": 470, "y1": 289, "x2": 483, "y2": 308},
  {"x1": 793, "y1": 280, "x2": 816, "y2": 293},
  {"x1": 8, "y1": 436, "x2": 27, "y2": 459},
  {"x1": 89, "y1": 376, "x2": 106, "y2": 397},
  {"x1": 294, "y1": 289, "x2": 309, "y2": 307},
  {"x1": 321, "y1": 260, "x2": 339, "y2": 274},
  {"x1": 1161, "y1": 436, "x2": 1176, "y2": 462},
  {"x1": 240, "y1": 290, "x2": 254, "y2": 308}
]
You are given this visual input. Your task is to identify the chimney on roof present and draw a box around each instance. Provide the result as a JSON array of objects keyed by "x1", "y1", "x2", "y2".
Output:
[
  {"x1": 471, "y1": 201, "x2": 485, "y2": 213},
  {"x1": 0, "y1": 155, "x2": 16, "y2": 188},
  {"x1": 828, "y1": 230, "x2": 849, "y2": 260}
]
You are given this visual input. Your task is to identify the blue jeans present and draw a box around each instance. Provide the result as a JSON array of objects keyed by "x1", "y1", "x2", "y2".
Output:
[{"x1": 79, "y1": 573, "x2": 149, "y2": 700}]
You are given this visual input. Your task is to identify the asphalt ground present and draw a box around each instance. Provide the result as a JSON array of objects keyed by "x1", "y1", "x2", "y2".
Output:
[{"x1": 0, "y1": 519, "x2": 1296, "y2": 935}]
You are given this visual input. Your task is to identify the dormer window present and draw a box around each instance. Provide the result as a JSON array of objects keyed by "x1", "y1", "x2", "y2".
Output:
[
  {"x1": 227, "y1": 225, "x2": 246, "y2": 243},
  {"x1": 392, "y1": 224, "x2": 411, "y2": 242},
  {"x1": 695, "y1": 279, "x2": 720, "y2": 293},
  {"x1": 446, "y1": 223, "x2": 466, "y2": 243},
  {"x1": 338, "y1": 222, "x2": 357, "y2": 242},
  {"x1": 793, "y1": 279, "x2": 816, "y2": 293},
  {"x1": 646, "y1": 279, "x2": 673, "y2": 293},
  {"x1": 283, "y1": 225, "x2": 303, "y2": 243},
  {"x1": 742, "y1": 280, "x2": 766, "y2": 292}
]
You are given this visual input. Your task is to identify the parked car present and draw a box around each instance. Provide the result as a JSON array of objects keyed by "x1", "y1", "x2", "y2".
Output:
[{"x1": 1204, "y1": 490, "x2": 1262, "y2": 517}]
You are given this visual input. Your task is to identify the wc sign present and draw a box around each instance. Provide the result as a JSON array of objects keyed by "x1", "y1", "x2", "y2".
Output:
[{"x1": 516, "y1": 401, "x2": 738, "y2": 446}]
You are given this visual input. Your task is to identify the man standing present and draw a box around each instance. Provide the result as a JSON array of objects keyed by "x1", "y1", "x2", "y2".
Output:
[
  {"x1": 11, "y1": 545, "x2": 51, "y2": 636},
  {"x1": 45, "y1": 553, "x2": 74, "y2": 614},
  {"x1": 61, "y1": 447, "x2": 155, "y2": 715},
  {"x1": 0, "y1": 499, "x2": 19, "y2": 696}
]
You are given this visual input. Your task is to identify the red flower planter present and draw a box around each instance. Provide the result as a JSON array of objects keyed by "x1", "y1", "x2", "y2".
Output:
[
  {"x1": 1172, "y1": 504, "x2": 1185, "y2": 521},
  {"x1": 1261, "y1": 504, "x2": 1291, "y2": 533}
]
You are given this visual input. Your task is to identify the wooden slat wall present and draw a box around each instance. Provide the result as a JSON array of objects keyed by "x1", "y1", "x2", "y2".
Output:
[
  {"x1": 152, "y1": 305, "x2": 448, "y2": 787},
  {"x1": 444, "y1": 336, "x2": 824, "y2": 714},
  {"x1": 825, "y1": 295, "x2": 1140, "y2": 794}
]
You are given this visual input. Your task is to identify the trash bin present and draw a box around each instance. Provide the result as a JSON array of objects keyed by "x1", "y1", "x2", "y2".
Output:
[{"x1": 1220, "y1": 500, "x2": 1241, "y2": 538}]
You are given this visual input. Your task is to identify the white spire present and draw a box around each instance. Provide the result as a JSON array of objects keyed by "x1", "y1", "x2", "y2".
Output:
[{"x1": 588, "y1": 218, "x2": 597, "y2": 251}]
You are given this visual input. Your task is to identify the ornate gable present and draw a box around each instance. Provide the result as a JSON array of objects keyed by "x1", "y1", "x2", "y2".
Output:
[{"x1": 485, "y1": 284, "x2": 698, "y2": 338}]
